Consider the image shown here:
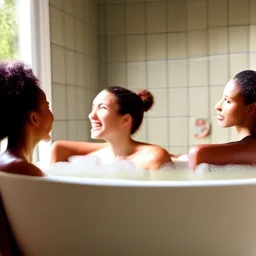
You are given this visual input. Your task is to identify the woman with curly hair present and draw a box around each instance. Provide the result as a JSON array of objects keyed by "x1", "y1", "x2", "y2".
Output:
[
  {"x1": 51, "y1": 86, "x2": 171, "y2": 170},
  {"x1": 0, "y1": 61, "x2": 54, "y2": 176}
]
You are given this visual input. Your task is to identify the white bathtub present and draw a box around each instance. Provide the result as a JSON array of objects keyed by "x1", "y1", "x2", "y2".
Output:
[{"x1": 1, "y1": 171, "x2": 256, "y2": 256}]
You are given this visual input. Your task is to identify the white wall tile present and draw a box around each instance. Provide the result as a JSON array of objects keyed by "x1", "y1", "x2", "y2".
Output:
[
  {"x1": 168, "y1": 88, "x2": 188, "y2": 116},
  {"x1": 75, "y1": 53, "x2": 86, "y2": 86},
  {"x1": 229, "y1": 54, "x2": 248, "y2": 77},
  {"x1": 147, "y1": 61, "x2": 167, "y2": 89},
  {"x1": 126, "y1": 35, "x2": 146, "y2": 62},
  {"x1": 210, "y1": 116, "x2": 229, "y2": 143},
  {"x1": 126, "y1": 3, "x2": 145, "y2": 34},
  {"x1": 168, "y1": 60, "x2": 188, "y2": 87},
  {"x1": 76, "y1": 87, "x2": 87, "y2": 119},
  {"x1": 147, "y1": 118, "x2": 168, "y2": 147},
  {"x1": 107, "y1": 63, "x2": 126, "y2": 87},
  {"x1": 187, "y1": 0, "x2": 207, "y2": 30},
  {"x1": 52, "y1": 83, "x2": 67, "y2": 120},
  {"x1": 188, "y1": 30, "x2": 207, "y2": 57},
  {"x1": 249, "y1": 53, "x2": 256, "y2": 69},
  {"x1": 52, "y1": 121, "x2": 68, "y2": 141},
  {"x1": 229, "y1": 26, "x2": 249, "y2": 53},
  {"x1": 68, "y1": 121, "x2": 77, "y2": 141},
  {"x1": 77, "y1": 120, "x2": 89, "y2": 141},
  {"x1": 210, "y1": 86, "x2": 223, "y2": 116},
  {"x1": 147, "y1": 34, "x2": 166, "y2": 61},
  {"x1": 229, "y1": 0, "x2": 249, "y2": 26},
  {"x1": 209, "y1": 27, "x2": 228, "y2": 55},
  {"x1": 65, "y1": 50, "x2": 76, "y2": 85},
  {"x1": 249, "y1": 25, "x2": 256, "y2": 51},
  {"x1": 74, "y1": 0, "x2": 85, "y2": 21},
  {"x1": 167, "y1": 0, "x2": 186, "y2": 32},
  {"x1": 50, "y1": 7, "x2": 64, "y2": 46},
  {"x1": 127, "y1": 62, "x2": 146, "y2": 89},
  {"x1": 51, "y1": 45, "x2": 66, "y2": 84},
  {"x1": 106, "y1": 4, "x2": 124, "y2": 35},
  {"x1": 188, "y1": 58, "x2": 208, "y2": 87},
  {"x1": 67, "y1": 86, "x2": 77, "y2": 119},
  {"x1": 208, "y1": 0, "x2": 228, "y2": 27},
  {"x1": 133, "y1": 121, "x2": 146, "y2": 142},
  {"x1": 107, "y1": 36, "x2": 126, "y2": 62},
  {"x1": 146, "y1": 2, "x2": 166, "y2": 33},
  {"x1": 64, "y1": 0, "x2": 74, "y2": 15},
  {"x1": 209, "y1": 55, "x2": 229, "y2": 86},
  {"x1": 64, "y1": 14, "x2": 74, "y2": 50},
  {"x1": 147, "y1": 89, "x2": 168, "y2": 117},
  {"x1": 74, "y1": 19, "x2": 85, "y2": 53},
  {"x1": 167, "y1": 33, "x2": 187, "y2": 59},
  {"x1": 169, "y1": 117, "x2": 188, "y2": 146},
  {"x1": 50, "y1": 0, "x2": 63, "y2": 10},
  {"x1": 250, "y1": 0, "x2": 256, "y2": 24},
  {"x1": 169, "y1": 147, "x2": 188, "y2": 155},
  {"x1": 188, "y1": 87, "x2": 209, "y2": 117}
]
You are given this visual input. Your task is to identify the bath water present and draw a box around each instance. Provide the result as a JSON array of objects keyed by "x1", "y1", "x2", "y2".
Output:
[{"x1": 43, "y1": 155, "x2": 256, "y2": 181}]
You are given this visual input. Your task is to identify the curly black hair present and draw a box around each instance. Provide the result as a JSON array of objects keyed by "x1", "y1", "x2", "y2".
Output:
[
  {"x1": 234, "y1": 70, "x2": 256, "y2": 105},
  {"x1": 0, "y1": 61, "x2": 42, "y2": 140}
]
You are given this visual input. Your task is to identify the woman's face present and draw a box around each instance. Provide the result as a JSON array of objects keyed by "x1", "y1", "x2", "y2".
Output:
[
  {"x1": 36, "y1": 90, "x2": 54, "y2": 142},
  {"x1": 215, "y1": 79, "x2": 248, "y2": 128},
  {"x1": 88, "y1": 90, "x2": 125, "y2": 140}
]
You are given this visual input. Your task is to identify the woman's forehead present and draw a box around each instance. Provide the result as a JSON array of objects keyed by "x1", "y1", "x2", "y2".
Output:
[
  {"x1": 93, "y1": 90, "x2": 115, "y2": 104},
  {"x1": 223, "y1": 79, "x2": 239, "y2": 96}
]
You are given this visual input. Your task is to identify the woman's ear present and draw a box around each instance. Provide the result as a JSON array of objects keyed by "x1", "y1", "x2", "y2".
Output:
[
  {"x1": 28, "y1": 111, "x2": 39, "y2": 127},
  {"x1": 246, "y1": 103, "x2": 256, "y2": 116},
  {"x1": 121, "y1": 114, "x2": 132, "y2": 126}
]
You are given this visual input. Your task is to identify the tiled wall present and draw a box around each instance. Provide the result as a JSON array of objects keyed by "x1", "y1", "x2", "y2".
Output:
[
  {"x1": 49, "y1": 0, "x2": 99, "y2": 142},
  {"x1": 98, "y1": 0, "x2": 256, "y2": 154}
]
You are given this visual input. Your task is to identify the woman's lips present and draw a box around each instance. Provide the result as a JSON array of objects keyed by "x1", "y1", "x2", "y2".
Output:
[{"x1": 217, "y1": 114, "x2": 224, "y2": 121}]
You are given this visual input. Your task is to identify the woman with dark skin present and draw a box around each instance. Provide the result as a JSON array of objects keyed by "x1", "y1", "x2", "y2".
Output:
[
  {"x1": 51, "y1": 86, "x2": 172, "y2": 170},
  {"x1": 0, "y1": 61, "x2": 54, "y2": 176},
  {"x1": 0, "y1": 61, "x2": 54, "y2": 255},
  {"x1": 188, "y1": 70, "x2": 256, "y2": 171}
]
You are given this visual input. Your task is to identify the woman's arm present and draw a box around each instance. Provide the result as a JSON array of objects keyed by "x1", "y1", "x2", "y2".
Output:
[
  {"x1": 188, "y1": 137, "x2": 256, "y2": 171},
  {"x1": 50, "y1": 141, "x2": 107, "y2": 163}
]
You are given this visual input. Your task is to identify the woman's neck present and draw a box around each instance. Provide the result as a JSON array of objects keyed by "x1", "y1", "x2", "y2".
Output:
[
  {"x1": 7, "y1": 137, "x2": 36, "y2": 163},
  {"x1": 236, "y1": 124, "x2": 256, "y2": 140},
  {"x1": 106, "y1": 136, "x2": 137, "y2": 159}
]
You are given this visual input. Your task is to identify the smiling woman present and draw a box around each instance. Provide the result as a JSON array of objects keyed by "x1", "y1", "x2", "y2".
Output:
[
  {"x1": 51, "y1": 86, "x2": 172, "y2": 171},
  {"x1": 188, "y1": 70, "x2": 256, "y2": 170}
]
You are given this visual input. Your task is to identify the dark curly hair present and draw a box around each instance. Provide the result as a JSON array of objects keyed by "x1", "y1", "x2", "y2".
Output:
[
  {"x1": 234, "y1": 70, "x2": 256, "y2": 104},
  {"x1": 0, "y1": 61, "x2": 42, "y2": 140},
  {"x1": 106, "y1": 86, "x2": 154, "y2": 134}
]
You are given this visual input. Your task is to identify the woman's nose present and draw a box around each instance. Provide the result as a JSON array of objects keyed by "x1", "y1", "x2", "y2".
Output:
[
  {"x1": 215, "y1": 98, "x2": 223, "y2": 111},
  {"x1": 88, "y1": 108, "x2": 96, "y2": 119}
]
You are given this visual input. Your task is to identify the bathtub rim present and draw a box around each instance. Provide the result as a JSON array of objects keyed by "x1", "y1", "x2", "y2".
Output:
[{"x1": 1, "y1": 171, "x2": 256, "y2": 187}]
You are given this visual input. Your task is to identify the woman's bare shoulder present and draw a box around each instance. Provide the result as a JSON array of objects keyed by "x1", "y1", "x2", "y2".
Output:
[
  {"x1": 0, "y1": 157, "x2": 45, "y2": 177},
  {"x1": 135, "y1": 143, "x2": 172, "y2": 170}
]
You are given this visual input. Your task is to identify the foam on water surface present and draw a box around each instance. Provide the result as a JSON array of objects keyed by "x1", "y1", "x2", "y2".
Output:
[{"x1": 44, "y1": 156, "x2": 256, "y2": 181}]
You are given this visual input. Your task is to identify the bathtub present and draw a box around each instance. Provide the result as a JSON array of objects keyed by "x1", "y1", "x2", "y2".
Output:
[{"x1": 0, "y1": 171, "x2": 256, "y2": 256}]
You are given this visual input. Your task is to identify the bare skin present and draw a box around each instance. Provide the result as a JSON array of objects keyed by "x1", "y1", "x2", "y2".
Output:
[
  {"x1": 188, "y1": 79, "x2": 256, "y2": 171},
  {"x1": 0, "y1": 91, "x2": 54, "y2": 176},
  {"x1": 51, "y1": 90, "x2": 172, "y2": 170}
]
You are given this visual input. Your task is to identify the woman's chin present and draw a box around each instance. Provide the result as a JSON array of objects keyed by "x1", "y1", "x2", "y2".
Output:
[{"x1": 42, "y1": 134, "x2": 51, "y2": 142}]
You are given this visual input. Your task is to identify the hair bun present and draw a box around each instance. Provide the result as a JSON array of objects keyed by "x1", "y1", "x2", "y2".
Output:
[{"x1": 136, "y1": 90, "x2": 154, "y2": 112}]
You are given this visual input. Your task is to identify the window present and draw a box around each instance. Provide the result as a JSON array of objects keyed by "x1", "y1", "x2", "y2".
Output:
[{"x1": 0, "y1": 0, "x2": 52, "y2": 165}]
